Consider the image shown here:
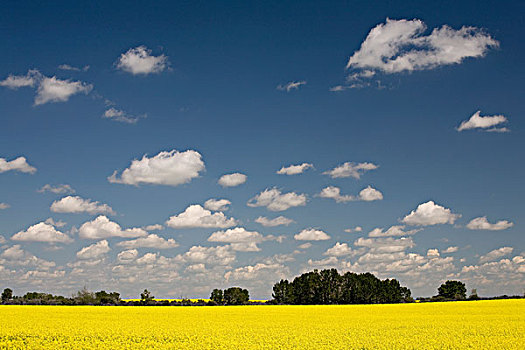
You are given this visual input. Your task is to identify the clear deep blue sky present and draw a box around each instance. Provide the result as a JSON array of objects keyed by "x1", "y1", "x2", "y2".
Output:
[{"x1": 0, "y1": 0, "x2": 523, "y2": 298}]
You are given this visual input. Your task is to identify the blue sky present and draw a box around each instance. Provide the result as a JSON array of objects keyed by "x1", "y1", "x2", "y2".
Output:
[{"x1": 0, "y1": 0, "x2": 523, "y2": 299}]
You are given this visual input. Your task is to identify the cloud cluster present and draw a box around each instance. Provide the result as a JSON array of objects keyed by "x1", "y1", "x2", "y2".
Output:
[
  {"x1": 218, "y1": 173, "x2": 247, "y2": 187},
  {"x1": 76, "y1": 240, "x2": 110, "y2": 260},
  {"x1": 103, "y1": 108, "x2": 144, "y2": 124},
  {"x1": 294, "y1": 228, "x2": 330, "y2": 241},
  {"x1": 166, "y1": 205, "x2": 237, "y2": 228},
  {"x1": 12, "y1": 222, "x2": 73, "y2": 243},
  {"x1": 108, "y1": 150, "x2": 205, "y2": 186},
  {"x1": 277, "y1": 163, "x2": 314, "y2": 175},
  {"x1": 50, "y1": 196, "x2": 115, "y2": 215},
  {"x1": 0, "y1": 156, "x2": 36, "y2": 174},
  {"x1": 117, "y1": 234, "x2": 178, "y2": 249},
  {"x1": 255, "y1": 216, "x2": 294, "y2": 227},
  {"x1": 38, "y1": 184, "x2": 75, "y2": 194},
  {"x1": 402, "y1": 201, "x2": 460, "y2": 226},
  {"x1": 368, "y1": 225, "x2": 421, "y2": 237},
  {"x1": 248, "y1": 188, "x2": 307, "y2": 211},
  {"x1": 479, "y1": 247, "x2": 513, "y2": 263},
  {"x1": 116, "y1": 46, "x2": 169, "y2": 75},
  {"x1": 466, "y1": 216, "x2": 513, "y2": 231},
  {"x1": 323, "y1": 162, "x2": 378, "y2": 179},
  {"x1": 204, "y1": 199, "x2": 231, "y2": 211},
  {"x1": 347, "y1": 18, "x2": 498, "y2": 74},
  {"x1": 208, "y1": 227, "x2": 264, "y2": 252},
  {"x1": 457, "y1": 111, "x2": 509, "y2": 132},
  {"x1": 318, "y1": 185, "x2": 383, "y2": 203},
  {"x1": 78, "y1": 216, "x2": 147, "y2": 239}
]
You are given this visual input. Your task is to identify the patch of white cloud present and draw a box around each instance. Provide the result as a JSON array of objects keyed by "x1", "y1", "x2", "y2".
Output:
[
  {"x1": 368, "y1": 225, "x2": 422, "y2": 237},
  {"x1": 58, "y1": 64, "x2": 90, "y2": 72},
  {"x1": 402, "y1": 201, "x2": 460, "y2": 226},
  {"x1": 103, "y1": 107, "x2": 145, "y2": 124},
  {"x1": 255, "y1": 216, "x2": 294, "y2": 227},
  {"x1": 277, "y1": 162, "x2": 314, "y2": 175},
  {"x1": 35, "y1": 76, "x2": 92, "y2": 105},
  {"x1": 218, "y1": 173, "x2": 247, "y2": 187},
  {"x1": 50, "y1": 196, "x2": 115, "y2": 215},
  {"x1": 38, "y1": 184, "x2": 75, "y2": 194},
  {"x1": 457, "y1": 111, "x2": 508, "y2": 132},
  {"x1": 11, "y1": 222, "x2": 73, "y2": 243},
  {"x1": 324, "y1": 242, "x2": 355, "y2": 257},
  {"x1": 318, "y1": 185, "x2": 383, "y2": 203},
  {"x1": 479, "y1": 247, "x2": 514, "y2": 263},
  {"x1": 247, "y1": 188, "x2": 307, "y2": 211},
  {"x1": 427, "y1": 248, "x2": 440, "y2": 258},
  {"x1": 294, "y1": 228, "x2": 330, "y2": 241},
  {"x1": 443, "y1": 246, "x2": 459, "y2": 254},
  {"x1": 76, "y1": 240, "x2": 110, "y2": 260},
  {"x1": 276, "y1": 81, "x2": 306, "y2": 92},
  {"x1": 204, "y1": 199, "x2": 231, "y2": 211},
  {"x1": 466, "y1": 216, "x2": 513, "y2": 231},
  {"x1": 166, "y1": 205, "x2": 237, "y2": 229},
  {"x1": 116, "y1": 46, "x2": 169, "y2": 75},
  {"x1": 117, "y1": 234, "x2": 178, "y2": 249},
  {"x1": 117, "y1": 249, "x2": 138, "y2": 263},
  {"x1": 78, "y1": 216, "x2": 148, "y2": 239},
  {"x1": 0, "y1": 156, "x2": 37, "y2": 174},
  {"x1": 323, "y1": 162, "x2": 378, "y2": 179},
  {"x1": 0, "y1": 203, "x2": 9, "y2": 210},
  {"x1": 344, "y1": 226, "x2": 363, "y2": 233},
  {"x1": 108, "y1": 150, "x2": 205, "y2": 186},
  {"x1": 143, "y1": 224, "x2": 163, "y2": 231}
]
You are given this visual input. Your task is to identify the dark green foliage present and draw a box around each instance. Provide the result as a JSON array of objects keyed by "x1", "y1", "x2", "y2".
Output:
[
  {"x1": 95, "y1": 291, "x2": 120, "y2": 305},
  {"x1": 140, "y1": 289, "x2": 154, "y2": 303},
  {"x1": 272, "y1": 269, "x2": 412, "y2": 305},
  {"x1": 73, "y1": 287, "x2": 96, "y2": 305},
  {"x1": 210, "y1": 288, "x2": 224, "y2": 305},
  {"x1": 223, "y1": 287, "x2": 249, "y2": 305},
  {"x1": 437, "y1": 280, "x2": 467, "y2": 300},
  {"x1": 1, "y1": 288, "x2": 13, "y2": 302}
]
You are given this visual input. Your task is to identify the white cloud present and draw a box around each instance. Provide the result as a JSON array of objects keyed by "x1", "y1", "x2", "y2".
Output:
[
  {"x1": 298, "y1": 242, "x2": 312, "y2": 249},
  {"x1": 78, "y1": 216, "x2": 148, "y2": 239},
  {"x1": 218, "y1": 173, "x2": 247, "y2": 187},
  {"x1": 178, "y1": 245, "x2": 235, "y2": 265},
  {"x1": 0, "y1": 156, "x2": 37, "y2": 174},
  {"x1": 344, "y1": 226, "x2": 362, "y2": 233},
  {"x1": 308, "y1": 256, "x2": 339, "y2": 267},
  {"x1": 347, "y1": 18, "x2": 498, "y2": 74},
  {"x1": 108, "y1": 150, "x2": 205, "y2": 186},
  {"x1": 12, "y1": 222, "x2": 73, "y2": 243},
  {"x1": 103, "y1": 108, "x2": 144, "y2": 124},
  {"x1": 443, "y1": 246, "x2": 459, "y2": 253},
  {"x1": 457, "y1": 111, "x2": 508, "y2": 132},
  {"x1": 0, "y1": 70, "x2": 40, "y2": 89},
  {"x1": 117, "y1": 234, "x2": 178, "y2": 249},
  {"x1": 402, "y1": 201, "x2": 460, "y2": 226},
  {"x1": 204, "y1": 199, "x2": 231, "y2": 211},
  {"x1": 247, "y1": 188, "x2": 307, "y2": 211},
  {"x1": 0, "y1": 203, "x2": 9, "y2": 210},
  {"x1": 255, "y1": 216, "x2": 294, "y2": 227},
  {"x1": 324, "y1": 242, "x2": 354, "y2": 257},
  {"x1": 466, "y1": 216, "x2": 513, "y2": 231},
  {"x1": 166, "y1": 205, "x2": 237, "y2": 229},
  {"x1": 143, "y1": 224, "x2": 163, "y2": 231},
  {"x1": 354, "y1": 237, "x2": 415, "y2": 253},
  {"x1": 0, "y1": 245, "x2": 55, "y2": 268},
  {"x1": 276, "y1": 162, "x2": 314, "y2": 175},
  {"x1": 358, "y1": 186, "x2": 384, "y2": 201},
  {"x1": 76, "y1": 240, "x2": 110, "y2": 260},
  {"x1": 318, "y1": 185, "x2": 383, "y2": 203},
  {"x1": 225, "y1": 263, "x2": 287, "y2": 282},
  {"x1": 323, "y1": 162, "x2": 378, "y2": 179},
  {"x1": 276, "y1": 81, "x2": 306, "y2": 92},
  {"x1": 38, "y1": 184, "x2": 75, "y2": 194},
  {"x1": 35, "y1": 76, "x2": 92, "y2": 105},
  {"x1": 58, "y1": 64, "x2": 90, "y2": 72},
  {"x1": 208, "y1": 227, "x2": 263, "y2": 244},
  {"x1": 50, "y1": 196, "x2": 115, "y2": 215},
  {"x1": 368, "y1": 225, "x2": 421, "y2": 237},
  {"x1": 479, "y1": 247, "x2": 514, "y2": 263},
  {"x1": 44, "y1": 218, "x2": 66, "y2": 228},
  {"x1": 427, "y1": 248, "x2": 440, "y2": 258},
  {"x1": 117, "y1": 249, "x2": 138, "y2": 263},
  {"x1": 116, "y1": 46, "x2": 169, "y2": 75},
  {"x1": 294, "y1": 228, "x2": 330, "y2": 241}
]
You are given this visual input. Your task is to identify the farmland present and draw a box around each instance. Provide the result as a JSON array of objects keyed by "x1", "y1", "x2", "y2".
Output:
[{"x1": 0, "y1": 299, "x2": 523, "y2": 349}]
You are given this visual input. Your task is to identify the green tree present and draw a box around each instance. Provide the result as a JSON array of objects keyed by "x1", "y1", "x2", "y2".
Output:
[
  {"x1": 210, "y1": 289, "x2": 224, "y2": 305},
  {"x1": 223, "y1": 287, "x2": 249, "y2": 305},
  {"x1": 1, "y1": 288, "x2": 13, "y2": 302},
  {"x1": 73, "y1": 286, "x2": 96, "y2": 305},
  {"x1": 140, "y1": 289, "x2": 154, "y2": 302},
  {"x1": 437, "y1": 280, "x2": 466, "y2": 300},
  {"x1": 272, "y1": 280, "x2": 294, "y2": 304}
]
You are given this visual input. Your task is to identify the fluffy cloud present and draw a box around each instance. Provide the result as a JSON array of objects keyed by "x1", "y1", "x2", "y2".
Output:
[
  {"x1": 0, "y1": 245, "x2": 55, "y2": 268},
  {"x1": 0, "y1": 70, "x2": 40, "y2": 88},
  {"x1": 50, "y1": 196, "x2": 115, "y2": 215},
  {"x1": 44, "y1": 218, "x2": 66, "y2": 228},
  {"x1": 218, "y1": 173, "x2": 247, "y2": 187},
  {"x1": 294, "y1": 228, "x2": 330, "y2": 241},
  {"x1": 166, "y1": 205, "x2": 237, "y2": 229},
  {"x1": 324, "y1": 242, "x2": 354, "y2": 257},
  {"x1": 347, "y1": 18, "x2": 498, "y2": 74},
  {"x1": 103, "y1": 108, "x2": 144, "y2": 124},
  {"x1": 108, "y1": 150, "x2": 205, "y2": 186},
  {"x1": 0, "y1": 203, "x2": 9, "y2": 210},
  {"x1": 38, "y1": 184, "x2": 75, "y2": 194},
  {"x1": 78, "y1": 216, "x2": 148, "y2": 239},
  {"x1": 318, "y1": 185, "x2": 383, "y2": 203},
  {"x1": 427, "y1": 249, "x2": 440, "y2": 258},
  {"x1": 204, "y1": 199, "x2": 231, "y2": 211},
  {"x1": 117, "y1": 234, "x2": 178, "y2": 249},
  {"x1": 225, "y1": 263, "x2": 287, "y2": 282},
  {"x1": 76, "y1": 240, "x2": 110, "y2": 260},
  {"x1": 466, "y1": 216, "x2": 513, "y2": 231},
  {"x1": 116, "y1": 46, "x2": 169, "y2": 75},
  {"x1": 143, "y1": 224, "x2": 163, "y2": 231},
  {"x1": 460, "y1": 256, "x2": 524, "y2": 295},
  {"x1": 323, "y1": 162, "x2": 378, "y2": 179},
  {"x1": 208, "y1": 227, "x2": 263, "y2": 244},
  {"x1": 368, "y1": 225, "x2": 421, "y2": 237},
  {"x1": 479, "y1": 247, "x2": 514, "y2": 263},
  {"x1": 457, "y1": 111, "x2": 509, "y2": 132},
  {"x1": 255, "y1": 216, "x2": 294, "y2": 227},
  {"x1": 58, "y1": 64, "x2": 90, "y2": 72},
  {"x1": 11, "y1": 222, "x2": 73, "y2": 243},
  {"x1": 402, "y1": 201, "x2": 460, "y2": 226},
  {"x1": 276, "y1": 81, "x2": 306, "y2": 92},
  {"x1": 443, "y1": 246, "x2": 459, "y2": 253},
  {"x1": 0, "y1": 156, "x2": 36, "y2": 174},
  {"x1": 344, "y1": 226, "x2": 363, "y2": 233},
  {"x1": 247, "y1": 188, "x2": 307, "y2": 211},
  {"x1": 354, "y1": 237, "x2": 415, "y2": 253},
  {"x1": 277, "y1": 162, "x2": 314, "y2": 175},
  {"x1": 117, "y1": 249, "x2": 138, "y2": 263},
  {"x1": 178, "y1": 245, "x2": 235, "y2": 265},
  {"x1": 35, "y1": 76, "x2": 92, "y2": 105}
]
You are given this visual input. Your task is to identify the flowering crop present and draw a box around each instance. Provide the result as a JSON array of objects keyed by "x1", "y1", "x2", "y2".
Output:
[{"x1": 0, "y1": 299, "x2": 523, "y2": 349}]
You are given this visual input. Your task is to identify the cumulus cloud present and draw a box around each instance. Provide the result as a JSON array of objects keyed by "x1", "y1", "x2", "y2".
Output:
[
  {"x1": 318, "y1": 185, "x2": 383, "y2": 203},
  {"x1": 11, "y1": 222, "x2": 73, "y2": 243},
  {"x1": 0, "y1": 69, "x2": 41, "y2": 89},
  {"x1": 38, "y1": 184, "x2": 75, "y2": 194},
  {"x1": 479, "y1": 247, "x2": 514, "y2": 263},
  {"x1": 50, "y1": 196, "x2": 115, "y2": 215},
  {"x1": 78, "y1": 216, "x2": 148, "y2": 239},
  {"x1": 294, "y1": 228, "x2": 330, "y2": 241},
  {"x1": 324, "y1": 242, "x2": 354, "y2": 257},
  {"x1": 76, "y1": 240, "x2": 110, "y2": 260},
  {"x1": 323, "y1": 162, "x2": 378, "y2": 179},
  {"x1": 44, "y1": 218, "x2": 67, "y2": 228},
  {"x1": 0, "y1": 203, "x2": 9, "y2": 210},
  {"x1": 117, "y1": 234, "x2": 178, "y2": 249},
  {"x1": 298, "y1": 242, "x2": 312, "y2": 249},
  {"x1": 277, "y1": 162, "x2": 314, "y2": 175},
  {"x1": 166, "y1": 205, "x2": 237, "y2": 229},
  {"x1": 35, "y1": 76, "x2": 92, "y2": 105},
  {"x1": 204, "y1": 199, "x2": 231, "y2": 211},
  {"x1": 116, "y1": 46, "x2": 169, "y2": 75},
  {"x1": 117, "y1": 249, "x2": 138, "y2": 263},
  {"x1": 0, "y1": 156, "x2": 37, "y2": 174},
  {"x1": 143, "y1": 224, "x2": 163, "y2": 231},
  {"x1": 347, "y1": 18, "x2": 498, "y2": 74},
  {"x1": 402, "y1": 201, "x2": 460, "y2": 226},
  {"x1": 247, "y1": 188, "x2": 307, "y2": 211},
  {"x1": 58, "y1": 64, "x2": 90, "y2": 72},
  {"x1": 427, "y1": 248, "x2": 440, "y2": 258},
  {"x1": 108, "y1": 150, "x2": 205, "y2": 186},
  {"x1": 443, "y1": 246, "x2": 459, "y2": 253},
  {"x1": 276, "y1": 81, "x2": 306, "y2": 92},
  {"x1": 225, "y1": 263, "x2": 287, "y2": 282},
  {"x1": 466, "y1": 216, "x2": 513, "y2": 231},
  {"x1": 457, "y1": 111, "x2": 508, "y2": 132},
  {"x1": 354, "y1": 237, "x2": 415, "y2": 253},
  {"x1": 255, "y1": 216, "x2": 294, "y2": 227},
  {"x1": 218, "y1": 173, "x2": 247, "y2": 187},
  {"x1": 178, "y1": 245, "x2": 235, "y2": 265},
  {"x1": 208, "y1": 227, "x2": 263, "y2": 252},
  {"x1": 368, "y1": 225, "x2": 421, "y2": 237},
  {"x1": 344, "y1": 226, "x2": 363, "y2": 233},
  {"x1": 0, "y1": 245, "x2": 55, "y2": 268},
  {"x1": 103, "y1": 108, "x2": 145, "y2": 124}
]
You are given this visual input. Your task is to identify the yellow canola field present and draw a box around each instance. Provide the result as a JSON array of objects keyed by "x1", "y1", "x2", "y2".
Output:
[{"x1": 0, "y1": 299, "x2": 523, "y2": 349}]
